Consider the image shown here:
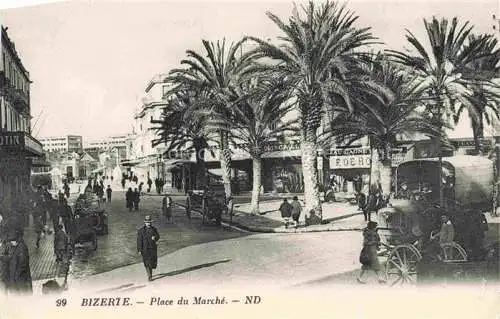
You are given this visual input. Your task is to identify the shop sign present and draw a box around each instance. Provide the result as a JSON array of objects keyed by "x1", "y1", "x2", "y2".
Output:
[
  {"x1": 0, "y1": 132, "x2": 43, "y2": 156},
  {"x1": 330, "y1": 154, "x2": 371, "y2": 168}
]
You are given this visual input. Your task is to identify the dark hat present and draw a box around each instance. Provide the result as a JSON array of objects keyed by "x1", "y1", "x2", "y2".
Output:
[
  {"x1": 144, "y1": 215, "x2": 152, "y2": 223},
  {"x1": 293, "y1": 196, "x2": 298, "y2": 200}
]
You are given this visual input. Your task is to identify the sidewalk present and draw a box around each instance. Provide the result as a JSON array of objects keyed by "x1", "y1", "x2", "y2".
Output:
[{"x1": 173, "y1": 196, "x2": 366, "y2": 233}]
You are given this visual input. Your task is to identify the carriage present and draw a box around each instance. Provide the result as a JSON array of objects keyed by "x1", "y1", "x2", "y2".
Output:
[
  {"x1": 66, "y1": 192, "x2": 109, "y2": 251},
  {"x1": 378, "y1": 155, "x2": 498, "y2": 285},
  {"x1": 185, "y1": 183, "x2": 225, "y2": 225}
]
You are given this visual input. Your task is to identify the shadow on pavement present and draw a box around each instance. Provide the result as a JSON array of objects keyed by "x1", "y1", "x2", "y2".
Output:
[{"x1": 152, "y1": 259, "x2": 231, "y2": 281}]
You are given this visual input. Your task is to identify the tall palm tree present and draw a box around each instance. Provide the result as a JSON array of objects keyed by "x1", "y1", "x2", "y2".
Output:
[
  {"x1": 455, "y1": 34, "x2": 500, "y2": 154},
  {"x1": 152, "y1": 85, "x2": 213, "y2": 189},
  {"x1": 245, "y1": 1, "x2": 376, "y2": 220},
  {"x1": 166, "y1": 39, "x2": 255, "y2": 200},
  {"x1": 219, "y1": 76, "x2": 299, "y2": 214},
  {"x1": 388, "y1": 17, "x2": 496, "y2": 206},
  {"x1": 322, "y1": 57, "x2": 442, "y2": 197}
]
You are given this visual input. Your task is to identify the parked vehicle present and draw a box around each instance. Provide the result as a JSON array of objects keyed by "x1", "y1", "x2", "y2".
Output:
[
  {"x1": 378, "y1": 155, "x2": 498, "y2": 285},
  {"x1": 186, "y1": 184, "x2": 225, "y2": 225}
]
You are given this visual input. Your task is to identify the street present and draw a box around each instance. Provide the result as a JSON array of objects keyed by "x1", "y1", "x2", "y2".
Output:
[{"x1": 69, "y1": 190, "x2": 247, "y2": 279}]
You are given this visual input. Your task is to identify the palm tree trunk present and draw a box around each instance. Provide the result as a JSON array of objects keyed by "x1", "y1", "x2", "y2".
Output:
[
  {"x1": 471, "y1": 117, "x2": 484, "y2": 154},
  {"x1": 301, "y1": 130, "x2": 322, "y2": 221},
  {"x1": 219, "y1": 131, "x2": 232, "y2": 199},
  {"x1": 193, "y1": 142, "x2": 206, "y2": 189},
  {"x1": 379, "y1": 143, "x2": 392, "y2": 197},
  {"x1": 370, "y1": 147, "x2": 381, "y2": 189},
  {"x1": 250, "y1": 154, "x2": 262, "y2": 215}
]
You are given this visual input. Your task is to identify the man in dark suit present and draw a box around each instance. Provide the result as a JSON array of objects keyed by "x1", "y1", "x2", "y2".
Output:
[{"x1": 137, "y1": 215, "x2": 160, "y2": 281}]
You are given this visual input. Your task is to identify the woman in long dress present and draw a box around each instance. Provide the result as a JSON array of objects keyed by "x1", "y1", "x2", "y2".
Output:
[{"x1": 357, "y1": 221, "x2": 385, "y2": 284}]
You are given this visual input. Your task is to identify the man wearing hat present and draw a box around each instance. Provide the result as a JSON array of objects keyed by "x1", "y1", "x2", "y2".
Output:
[
  {"x1": 137, "y1": 215, "x2": 160, "y2": 281},
  {"x1": 4, "y1": 230, "x2": 32, "y2": 294}
]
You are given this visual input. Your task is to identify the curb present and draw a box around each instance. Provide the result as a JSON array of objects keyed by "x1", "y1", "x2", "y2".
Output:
[{"x1": 173, "y1": 202, "x2": 364, "y2": 234}]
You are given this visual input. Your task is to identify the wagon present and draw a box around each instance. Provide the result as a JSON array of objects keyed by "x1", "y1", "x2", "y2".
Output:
[
  {"x1": 185, "y1": 184, "x2": 225, "y2": 225},
  {"x1": 378, "y1": 155, "x2": 496, "y2": 285}
]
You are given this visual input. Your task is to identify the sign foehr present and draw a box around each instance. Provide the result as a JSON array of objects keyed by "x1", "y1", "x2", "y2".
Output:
[{"x1": 329, "y1": 154, "x2": 371, "y2": 168}]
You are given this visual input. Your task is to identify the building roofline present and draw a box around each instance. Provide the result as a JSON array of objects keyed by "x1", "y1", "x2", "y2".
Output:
[{"x1": 1, "y1": 26, "x2": 31, "y2": 82}]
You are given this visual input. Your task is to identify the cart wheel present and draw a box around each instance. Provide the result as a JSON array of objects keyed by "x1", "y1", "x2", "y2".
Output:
[
  {"x1": 385, "y1": 244, "x2": 422, "y2": 286},
  {"x1": 438, "y1": 242, "x2": 467, "y2": 262}
]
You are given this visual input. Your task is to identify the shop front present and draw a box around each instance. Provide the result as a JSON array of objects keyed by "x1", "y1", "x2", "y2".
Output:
[{"x1": 0, "y1": 131, "x2": 43, "y2": 225}]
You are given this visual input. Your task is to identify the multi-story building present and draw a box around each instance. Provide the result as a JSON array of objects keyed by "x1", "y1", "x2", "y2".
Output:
[
  {"x1": 84, "y1": 134, "x2": 128, "y2": 161},
  {"x1": 122, "y1": 74, "x2": 168, "y2": 183},
  {"x1": 38, "y1": 134, "x2": 83, "y2": 153},
  {"x1": 0, "y1": 25, "x2": 43, "y2": 217}
]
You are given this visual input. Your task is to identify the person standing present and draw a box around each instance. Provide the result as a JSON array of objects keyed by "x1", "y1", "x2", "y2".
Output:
[
  {"x1": 53, "y1": 224, "x2": 69, "y2": 263},
  {"x1": 106, "y1": 185, "x2": 113, "y2": 203},
  {"x1": 4, "y1": 231, "x2": 33, "y2": 294},
  {"x1": 133, "y1": 188, "x2": 141, "y2": 211},
  {"x1": 137, "y1": 216, "x2": 160, "y2": 281},
  {"x1": 279, "y1": 198, "x2": 292, "y2": 228},
  {"x1": 125, "y1": 188, "x2": 134, "y2": 212},
  {"x1": 147, "y1": 178, "x2": 153, "y2": 193},
  {"x1": 34, "y1": 214, "x2": 44, "y2": 249},
  {"x1": 162, "y1": 194, "x2": 172, "y2": 223},
  {"x1": 121, "y1": 178, "x2": 126, "y2": 190},
  {"x1": 357, "y1": 221, "x2": 385, "y2": 284},
  {"x1": 290, "y1": 196, "x2": 302, "y2": 228}
]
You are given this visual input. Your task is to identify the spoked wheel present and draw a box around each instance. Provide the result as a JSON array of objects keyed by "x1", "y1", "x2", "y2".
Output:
[
  {"x1": 438, "y1": 242, "x2": 467, "y2": 262},
  {"x1": 385, "y1": 244, "x2": 422, "y2": 286}
]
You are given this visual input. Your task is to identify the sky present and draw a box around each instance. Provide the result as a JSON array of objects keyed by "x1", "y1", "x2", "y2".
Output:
[{"x1": 0, "y1": 0, "x2": 499, "y2": 141}]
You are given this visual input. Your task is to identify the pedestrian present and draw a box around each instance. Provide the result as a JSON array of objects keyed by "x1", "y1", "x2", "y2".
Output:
[
  {"x1": 147, "y1": 178, "x2": 152, "y2": 193},
  {"x1": 279, "y1": 198, "x2": 292, "y2": 228},
  {"x1": 162, "y1": 194, "x2": 173, "y2": 223},
  {"x1": 364, "y1": 187, "x2": 378, "y2": 222},
  {"x1": 63, "y1": 182, "x2": 70, "y2": 198},
  {"x1": 57, "y1": 197, "x2": 71, "y2": 234},
  {"x1": 137, "y1": 215, "x2": 160, "y2": 281},
  {"x1": 430, "y1": 214, "x2": 455, "y2": 259},
  {"x1": 125, "y1": 188, "x2": 134, "y2": 212},
  {"x1": 121, "y1": 178, "x2": 126, "y2": 190},
  {"x1": 106, "y1": 185, "x2": 112, "y2": 203},
  {"x1": 133, "y1": 188, "x2": 141, "y2": 211},
  {"x1": 34, "y1": 214, "x2": 44, "y2": 249},
  {"x1": 139, "y1": 182, "x2": 144, "y2": 194},
  {"x1": 357, "y1": 221, "x2": 385, "y2": 284},
  {"x1": 290, "y1": 196, "x2": 302, "y2": 228},
  {"x1": 4, "y1": 231, "x2": 33, "y2": 294},
  {"x1": 53, "y1": 224, "x2": 69, "y2": 263}
]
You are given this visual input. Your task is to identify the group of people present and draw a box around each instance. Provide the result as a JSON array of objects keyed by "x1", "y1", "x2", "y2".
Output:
[
  {"x1": 85, "y1": 178, "x2": 112, "y2": 202},
  {"x1": 125, "y1": 188, "x2": 141, "y2": 212},
  {"x1": 355, "y1": 187, "x2": 387, "y2": 222},
  {"x1": 278, "y1": 196, "x2": 302, "y2": 228}
]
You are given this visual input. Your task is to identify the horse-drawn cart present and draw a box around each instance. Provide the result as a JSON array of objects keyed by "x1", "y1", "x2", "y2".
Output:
[
  {"x1": 378, "y1": 155, "x2": 499, "y2": 285},
  {"x1": 185, "y1": 184, "x2": 226, "y2": 225}
]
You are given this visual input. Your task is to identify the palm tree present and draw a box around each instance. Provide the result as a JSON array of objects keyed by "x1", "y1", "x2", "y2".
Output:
[
  {"x1": 152, "y1": 85, "x2": 213, "y2": 189},
  {"x1": 245, "y1": 1, "x2": 376, "y2": 220},
  {"x1": 455, "y1": 34, "x2": 500, "y2": 154},
  {"x1": 166, "y1": 39, "x2": 255, "y2": 200},
  {"x1": 388, "y1": 17, "x2": 496, "y2": 206},
  {"x1": 322, "y1": 57, "x2": 442, "y2": 197},
  {"x1": 221, "y1": 76, "x2": 299, "y2": 214}
]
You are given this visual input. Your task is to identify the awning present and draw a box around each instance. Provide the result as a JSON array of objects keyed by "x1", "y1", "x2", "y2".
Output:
[
  {"x1": 165, "y1": 159, "x2": 195, "y2": 171},
  {"x1": 208, "y1": 168, "x2": 223, "y2": 177}
]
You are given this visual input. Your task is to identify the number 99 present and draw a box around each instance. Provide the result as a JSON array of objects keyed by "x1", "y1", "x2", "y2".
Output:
[{"x1": 56, "y1": 299, "x2": 67, "y2": 307}]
